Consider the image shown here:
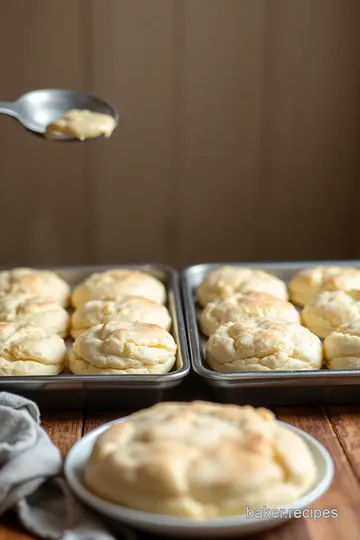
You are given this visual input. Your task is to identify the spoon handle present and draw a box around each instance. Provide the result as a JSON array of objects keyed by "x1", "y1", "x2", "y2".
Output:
[{"x1": 0, "y1": 102, "x2": 18, "y2": 118}]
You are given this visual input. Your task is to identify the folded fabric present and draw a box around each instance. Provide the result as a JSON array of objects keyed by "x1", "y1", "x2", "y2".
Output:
[{"x1": 0, "y1": 391, "x2": 134, "y2": 540}]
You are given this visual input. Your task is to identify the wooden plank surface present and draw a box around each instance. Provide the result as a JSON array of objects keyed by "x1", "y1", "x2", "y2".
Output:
[
  {"x1": 273, "y1": 407, "x2": 360, "y2": 540},
  {"x1": 1, "y1": 406, "x2": 360, "y2": 540},
  {"x1": 1, "y1": 1, "x2": 360, "y2": 266},
  {"x1": 41, "y1": 409, "x2": 84, "y2": 459},
  {"x1": 89, "y1": 0, "x2": 175, "y2": 264},
  {"x1": 0, "y1": 0, "x2": 92, "y2": 266}
]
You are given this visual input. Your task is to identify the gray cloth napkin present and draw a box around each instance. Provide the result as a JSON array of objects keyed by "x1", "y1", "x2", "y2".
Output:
[{"x1": 0, "y1": 392, "x2": 135, "y2": 540}]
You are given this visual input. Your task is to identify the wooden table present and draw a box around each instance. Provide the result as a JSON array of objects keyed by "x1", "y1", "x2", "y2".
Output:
[{"x1": 2, "y1": 403, "x2": 360, "y2": 540}]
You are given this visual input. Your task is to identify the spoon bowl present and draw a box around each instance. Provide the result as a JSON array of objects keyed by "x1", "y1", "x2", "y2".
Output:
[{"x1": 0, "y1": 89, "x2": 118, "y2": 140}]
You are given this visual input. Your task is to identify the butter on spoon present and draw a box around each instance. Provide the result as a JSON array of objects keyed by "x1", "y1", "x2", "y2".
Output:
[
  {"x1": 0, "y1": 89, "x2": 118, "y2": 141},
  {"x1": 45, "y1": 109, "x2": 116, "y2": 141}
]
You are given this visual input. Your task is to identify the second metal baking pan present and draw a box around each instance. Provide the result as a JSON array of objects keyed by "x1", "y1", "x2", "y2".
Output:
[
  {"x1": 0, "y1": 264, "x2": 190, "y2": 408},
  {"x1": 182, "y1": 260, "x2": 360, "y2": 405}
]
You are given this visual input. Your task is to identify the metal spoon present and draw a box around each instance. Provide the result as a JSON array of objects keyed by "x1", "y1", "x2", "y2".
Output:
[{"x1": 0, "y1": 89, "x2": 118, "y2": 140}]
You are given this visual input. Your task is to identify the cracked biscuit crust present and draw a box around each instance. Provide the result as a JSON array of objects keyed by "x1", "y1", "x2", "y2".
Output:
[
  {"x1": 206, "y1": 318, "x2": 322, "y2": 372},
  {"x1": 197, "y1": 266, "x2": 288, "y2": 307},
  {"x1": 289, "y1": 266, "x2": 360, "y2": 306},
  {"x1": 72, "y1": 269, "x2": 166, "y2": 308},
  {"x1": 71, "y1": 297, "x2": 171, "y2": 339},
  {"x1": 0, "y1": 268, "x2": 70, "y2": 307},
  {"x1": 301, "y1": 290, "x2": 360, "y2": 339},
  {"x1": 0, "y1": 295, "x2": 70, "y2": 337},
  {"x1": 69, "y1": 320, "x2": 177, "y2": 375},
  {"x1": 200, "y1": 292, "x2": 300, "y2": 337},
  {"x1": 0, "y1": 322, "x2": 67, "y2": 375},
  {"x1": 324, "y1": 318, "x2": 360, "y2": 369},
  {"x1": 84, "y1": 401, "x2": 317, "y2": 518}
]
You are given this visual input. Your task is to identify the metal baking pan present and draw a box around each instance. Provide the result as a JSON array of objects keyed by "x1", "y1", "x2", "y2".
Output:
[
  {"x1": 0, "y1": 264, "x2": 190, "y2": 408},
  {"x1": 182, "y1": 260, "x2": 360, "y2": 405}
]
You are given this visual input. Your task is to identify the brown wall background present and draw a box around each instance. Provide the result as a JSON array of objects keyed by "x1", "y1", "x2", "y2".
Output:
[{"x1": 0, "y1": 0, "x2": 359, "y2": 267}]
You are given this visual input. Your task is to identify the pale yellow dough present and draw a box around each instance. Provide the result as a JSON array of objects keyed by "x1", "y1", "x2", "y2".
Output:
[
  {"x1": 72, "y1": 269, "x2": 166, "y2": 308},
  {"x1": 0, "y1": 268, "x2": 70, "y2": 307},
  {"x1": 0, "y1": 322, "x2": 67, "y2": 376},
  {"x1": 197, "y1": 266, "x2": 288, "y2": 307},
  {"x1": 301, "y1": 290, "x2": 360, "y2": 339},
  {"x1": 45, "y1": 109, "x2": 115, "y2": 141},
  {"x1": 206, "y1": 318, "x2": 322, "y2": 372},
  {"x1": 324, "y1": 318, "x2": 360, "y2": 369},
  {"x1": 84, "y1": 401, "x2": 317, "y2": 518},
  {"x1": 71, "y1": 297, "x2": 171, "y2": 339},
  {"x1": 200, "y1": 292, "x2": 300, "y2": 337},
  {"x1": 289, "y1": 266, "x2": 360, "y2": 306},
  {"x1": 0, "y1": 295, "x2": 70, "y2": 337},
  {"x1": 69, "y1": 320, "x2": 177, "y2": 375}
]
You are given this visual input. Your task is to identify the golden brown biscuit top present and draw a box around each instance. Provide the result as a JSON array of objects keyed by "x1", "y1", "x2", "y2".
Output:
[
  {"x1": 206, "y1": 318, "x2": 322, "y2": 372},
  {"x1": 0, "y1": 268, "x2": 70, "y2": 305},
  {"x1": 0, "y1": 322, "x2": 66, "y2": 366},
  {"x1": 72, "y1": 269, "x2": 166, "y2": 307},
  {"x1": 329, "y1": 318, "x2": 360, "y2": 337},
  {"x1": 72, "y1": 320, "x2": 177, "y2": 370},
  {"x1": 88, "y1": 401, "x2": 316, "y2": 500},
  {"x1": 71, "y1": 296, "x2": 171, "y2": 332},
  {"x1": 197, "y1": 266, "x2": 287, "y2": 305},
  {"x1": 290, "y1": 266, "x2": 360, "y2": 293},
  {"x1": 0, "y1": 295, "x2": 64, "y2": 320}
]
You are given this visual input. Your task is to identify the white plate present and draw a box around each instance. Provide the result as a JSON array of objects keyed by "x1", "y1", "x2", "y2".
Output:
[{"x1": 64, "y1": 417, "x2": 334, "y2": 538}]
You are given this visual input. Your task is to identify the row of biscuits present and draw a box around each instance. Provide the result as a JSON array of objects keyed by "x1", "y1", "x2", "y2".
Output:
[
  {"x1": 0, "y1": 268, "x2": 177, "y2": 376},
  {"x1": 197, "y1": 265, "x2": 360, "y2": 371}
]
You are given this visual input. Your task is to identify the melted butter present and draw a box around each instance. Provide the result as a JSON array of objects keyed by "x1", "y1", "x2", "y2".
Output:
[{"x1": 45, "y1": 109, "x2": 115, "y2": 141}]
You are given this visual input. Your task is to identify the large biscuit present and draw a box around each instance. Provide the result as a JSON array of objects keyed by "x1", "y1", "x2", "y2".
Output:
[
  {"x1": 324, "y1": 319, "x2": 360, "y2": 369},
  {"x1": 71, "y1": 297, "x2": 171, "y2": 339},
  {"x1": 200, "y1": 292, "x2": 300, "y2": 337},
  {"x1": 206, "y1": 318, "x2": 322, "y2": 372},
  {"x1": 289, "y1": 266, "x2": 360, "y2": 306},
  {"x1": 301, "y1": 290, "x2": 360, "y2": 339},
  {"x1": 84, "y1": 401, "x2": 317, "y2": 518},
  {"x1": 69, "y1": 320, "x2": 177, "y2": 375},
  {"x1": 197, "y1": 266, "x2": 287, "y2": 307},
  {"x1": 0, "y1": 268, "x2": 70, "y2": 307},
  {"x1": 0, "y1": 295, "x2": 70, "y2": 337},
  {"x1": 0, "y1": 322, "x2": 67, "y2": 376},
  {"x1": 72, "y1": 269, "x2": 166, "y2": 308}
]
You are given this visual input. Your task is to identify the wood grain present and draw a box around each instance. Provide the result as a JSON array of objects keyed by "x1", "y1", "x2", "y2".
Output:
[
  {"x1": 0, "y1": 1, "x2": 360, "y2": 264},
  {"x1": 274, "y1": 407, "x2": 360, "y2": 540},
  {"x1": 0, "y1": 0, "x2": 92, "y2": 267},
  {"x1": 83, "y1": 409, "x2": 133, "y2": 434},
  {"x1": 89, "y1": 0, "x2": 175, "y2": 264},
  {"x1": 254, "y1": 0, "x2": 360, "y2": 261},
  {"x1": 41, "y1": 409, "x2": 83, "y2": 458},
  {"x1": 326, "y1": 405, "x2": 360, "y2": 481},
  {"x1": 175, "y1": 0, "x2": 267, "y2": 265}
]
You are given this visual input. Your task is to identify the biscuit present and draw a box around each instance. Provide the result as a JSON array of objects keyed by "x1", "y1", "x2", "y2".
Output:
[
  {"x1": 72, "y1": 269, "x2": 166, "y2": 308},
  {"x1": 301, "y1": 290, "x2": 360, "y2": 339},
  {"x1": 84, "y1": 401, "x2": 317, "y2": 518},
  {"x1": 71, "y1": 297, "x2": 171, "y2": 339},
  {"x1": 197, "y1": 266, "x2": 287, "y2": 307},
  {"x1": 289, "y1": 266, "x2": 360, "y2": 306},
  {"x1": 0, "y1": 322, "x2": 67, "y2": 376},
  {"x1": 69, "y1": 321, "x2": 177, "y2": 375},
  {"x1": 324, "y1": 319, "x2": 360, "y2": 369},
  {"x1": 0, "y1": 295, "x2": 70, "y2": 337},
  {"x1": 0, "y1": 268, "x2": 70, "y2": 307},
  {"x1": 200, "y1": 292, "x2": 300, "y2": 337},
  {"x1": 206, "y1": 318, "x2": 322, "y2": 372}
]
